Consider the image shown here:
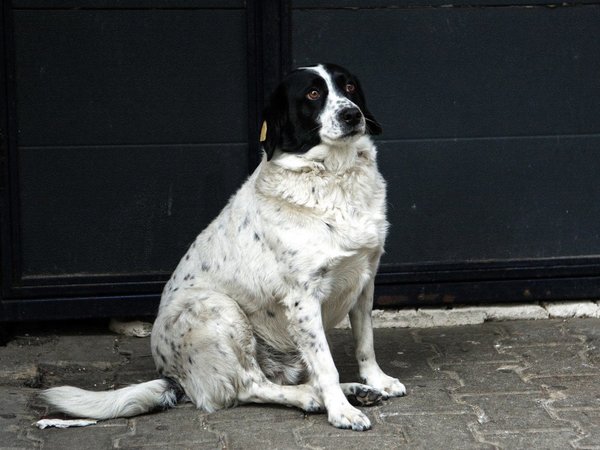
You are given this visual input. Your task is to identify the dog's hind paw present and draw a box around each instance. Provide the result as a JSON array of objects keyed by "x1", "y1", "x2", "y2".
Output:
[
  {"x1": 302, "y1": 398, "x2": 325, "y2": 413},
  {"x1": 342, "y1": 383, "x2": 383, "y2": 407},
  {"x1": 294, "y1": 385, "x2": 325, "y2": 413}
]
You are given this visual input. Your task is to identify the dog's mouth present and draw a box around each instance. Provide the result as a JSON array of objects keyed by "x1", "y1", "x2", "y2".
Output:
[
  {"x1": 318, "y1": 111, "x2": 367, "y2": 145},
  {"x1": 320, "y1": 132, "x2": 364, "y2": 149},
  {"x1": 338, "y1": 122, "x2": 367, "y2": 140},
  {"x1": 321, "y1": 126, "x2": 365, "y2": 145},
  {"x1": 341, "y1": 127, "x2": 364, "y2": 138}
]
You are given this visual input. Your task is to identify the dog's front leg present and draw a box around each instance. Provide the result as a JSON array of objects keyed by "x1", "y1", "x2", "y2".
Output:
[
  {"x1": 349, "y1": 280, "x2": 406, "y2": 398},
  {"x1": 285, "y1": 294, "x2": 371, "y2": 431}
]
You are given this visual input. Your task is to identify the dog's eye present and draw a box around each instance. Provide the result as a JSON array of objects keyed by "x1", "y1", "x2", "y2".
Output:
[
  {"x1": 306, "y1": 89, "x2": 321, "y2": 100},
  {"x1": 345, "y1": 83, "x2": 356, "y2": 93}
]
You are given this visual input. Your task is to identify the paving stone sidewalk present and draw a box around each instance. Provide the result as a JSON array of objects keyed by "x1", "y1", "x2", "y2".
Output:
[{"x1": 1, "y1": 318, "x2": 599, "y2": 449}]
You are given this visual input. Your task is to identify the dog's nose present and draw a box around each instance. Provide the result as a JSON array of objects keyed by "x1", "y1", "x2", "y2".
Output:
[{"x1": 339, "y1": 107, "x2": 363, "y2": 127}]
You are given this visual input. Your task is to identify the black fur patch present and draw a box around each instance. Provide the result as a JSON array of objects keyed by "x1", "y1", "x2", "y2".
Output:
[{"x1": 163, "y1": 376, "x2": 185, "y2": 402}]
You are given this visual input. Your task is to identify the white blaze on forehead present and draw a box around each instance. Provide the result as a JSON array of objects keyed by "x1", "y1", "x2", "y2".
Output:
[
  {"x1": 305, "y1": 65, "x2": 344, "y2": 100},
  {"x1": 303, "y1": 65, "x2": 363, "y2": 142}
]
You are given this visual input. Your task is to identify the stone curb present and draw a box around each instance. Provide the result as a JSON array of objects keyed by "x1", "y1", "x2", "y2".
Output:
[
  {"x1": 334, "y1": 300, "x2": 600, "y2": 329},
  {"x1": 110, "y1": 301, "x2": 600, "y2": 333}
]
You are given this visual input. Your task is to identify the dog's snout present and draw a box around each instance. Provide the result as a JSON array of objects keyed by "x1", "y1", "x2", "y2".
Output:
[{"x1": 339, "y1": 107, "x2": 362, "y2": 127}]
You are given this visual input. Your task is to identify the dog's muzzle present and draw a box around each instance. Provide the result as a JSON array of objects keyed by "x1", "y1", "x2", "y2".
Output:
[{"x1": 338, "y1": 107, "x2": 365, "y2": 136}]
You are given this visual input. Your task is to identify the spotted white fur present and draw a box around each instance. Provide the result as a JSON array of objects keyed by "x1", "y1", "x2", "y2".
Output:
[{"x1": 40, "y1": 65, "x2": 406, "y2": 432}]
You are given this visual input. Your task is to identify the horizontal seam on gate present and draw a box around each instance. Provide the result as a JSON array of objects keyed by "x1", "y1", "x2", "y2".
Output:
[
  {"x1": 18, "y1": 142, "x2": 249, "y2": 150},
  {"x1": 374, "y1": 133, "x2": 600, "y2": 144},
  {"x1": 293, "y1": 3, "x2": 600, "y2": 11}
]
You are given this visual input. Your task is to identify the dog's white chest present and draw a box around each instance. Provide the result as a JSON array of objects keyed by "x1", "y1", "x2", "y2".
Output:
[{"x1": 253, "y1": 145, "x2": 387, "y2": 330}]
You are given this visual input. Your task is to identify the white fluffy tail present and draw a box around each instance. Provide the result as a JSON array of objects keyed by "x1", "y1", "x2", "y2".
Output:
[{"x1": 39, "y1": 379, "x2": 179, "y2": 420}]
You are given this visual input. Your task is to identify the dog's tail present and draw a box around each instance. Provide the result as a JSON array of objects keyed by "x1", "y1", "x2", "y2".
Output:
[{"x1": 39, "y1": 378, "x2": 183, "y2": 420}]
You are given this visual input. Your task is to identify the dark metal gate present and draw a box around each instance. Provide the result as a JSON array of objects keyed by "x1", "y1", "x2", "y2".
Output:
[{"x1": 2, "y1": 0, "x2": 600, "y2": 321}]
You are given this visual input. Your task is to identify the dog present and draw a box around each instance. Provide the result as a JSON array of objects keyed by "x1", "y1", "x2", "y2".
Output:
[{"x1": 41, "y1": 63, "x2": 406, "y2": 431}]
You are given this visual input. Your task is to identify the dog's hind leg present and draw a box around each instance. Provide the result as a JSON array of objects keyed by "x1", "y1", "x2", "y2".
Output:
[
  {"x1": 155, "y1": 293, "x2": 323, "y2": 413},
  {"x1": 238, "y1": 380, "x2": 324, "y2": 413}
]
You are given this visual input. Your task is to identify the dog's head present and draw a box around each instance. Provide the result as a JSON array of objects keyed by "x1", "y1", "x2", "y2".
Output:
[{"x1": 261, "y1": 64, "x2": 382, "y2": 161}]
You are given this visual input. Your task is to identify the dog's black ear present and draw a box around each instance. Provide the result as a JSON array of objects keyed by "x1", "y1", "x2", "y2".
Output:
[
  {"x1": 352, "y1": 77, "x2": 382, "y2": 136},
  {"x1": 260, "y1": 85, "x2": 287, "y2": 161},
  {"x1": 363, "y1": 107, "x2": 383, "y2": 135}
]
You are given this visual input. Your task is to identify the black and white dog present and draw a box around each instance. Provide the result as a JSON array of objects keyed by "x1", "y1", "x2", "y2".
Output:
[{"x1": 41, "y1": 64, "x2": 406, "y2": 431}]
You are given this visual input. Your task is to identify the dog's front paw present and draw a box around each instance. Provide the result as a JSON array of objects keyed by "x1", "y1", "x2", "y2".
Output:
[
  {"x1": 328, "y1": 405, "x2": 371, "y2": 431},
  {"x1": 365, "y1": 374, "x2": 406, "y2": 399},
  {"x1": 382, "y1": 377, "x2": 406, "y2": 398}
]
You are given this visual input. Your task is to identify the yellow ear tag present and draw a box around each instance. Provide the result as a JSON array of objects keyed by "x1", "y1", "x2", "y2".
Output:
[{"x1": 259, "y1": 121, "x2": 268, "y2": 142}]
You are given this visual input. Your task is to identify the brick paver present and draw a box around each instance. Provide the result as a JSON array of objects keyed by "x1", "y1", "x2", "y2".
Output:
[{"x1": 0, "y1": 318, "x2": 599, "y2": 449}]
